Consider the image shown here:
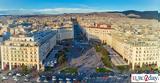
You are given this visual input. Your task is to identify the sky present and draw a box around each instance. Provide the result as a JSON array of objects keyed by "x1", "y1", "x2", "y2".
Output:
[{"x1": 0, "y1": 0, "x2": 159, "y2": 15}]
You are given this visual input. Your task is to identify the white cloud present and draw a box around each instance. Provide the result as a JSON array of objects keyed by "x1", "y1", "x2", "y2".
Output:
[
  {"x1": 0, "y1": 8, "x2": 109, "y2": 15},
  {"x1": 37, "y1": 8, "x2": 105, "y2": 14}
]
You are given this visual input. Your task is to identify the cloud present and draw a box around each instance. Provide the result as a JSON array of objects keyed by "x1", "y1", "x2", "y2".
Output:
[
  {"x1": 37, "y1": 8, "x2": 101, "y2": 14},
  {"x1": 0, "y1": 8, "x2": 108, "y2": 15}
]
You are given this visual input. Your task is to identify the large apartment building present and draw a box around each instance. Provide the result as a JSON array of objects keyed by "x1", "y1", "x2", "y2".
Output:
[
  {"x1": 1, "y1": 30, "x2": 57, "y2": 70},
  {"x1": 82, "y1": 22, "x2": 160, "y2": 70},
  {"x1": 83, "y1": 24, "x2": 113, "y2": 44},
  {"x1": 111, "y1": 33, "x2": 160, "y2": 70},
  {"x1": 56, "y1": 27, "x2": 73, "y2": 41}
]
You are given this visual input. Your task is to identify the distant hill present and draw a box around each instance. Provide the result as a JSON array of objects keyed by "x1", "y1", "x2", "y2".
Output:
[
  {"x1": 0, "y1": 10, "x2": 159, "y2": 20},
  {"x1": 110, "y1": 10, "x2": 159, "y2": 20},
  {"x1": 159, "y1": 13, "x2": 160, "y2": 21}
]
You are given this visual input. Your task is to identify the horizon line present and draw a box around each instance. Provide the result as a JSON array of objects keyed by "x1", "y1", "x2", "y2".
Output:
[{"x1": 0, "y1": 8, "x2": 159, "y2": 15}]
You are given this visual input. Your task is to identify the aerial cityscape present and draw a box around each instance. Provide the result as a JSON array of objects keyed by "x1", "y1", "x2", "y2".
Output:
[{"x1": 0, "y1": 0, "x2": 160, "y2": 83}]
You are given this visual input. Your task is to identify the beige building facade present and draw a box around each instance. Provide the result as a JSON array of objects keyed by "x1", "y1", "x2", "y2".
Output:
[
  {"x1": 83, "y1": 25, "x2": 160, "y2": 70},
  {"x1": 56, "y1": 27, "x2": 73, "y2": 41},
  {"x1": 1, "y1": 30, "x2": 57, "y2": 70}
]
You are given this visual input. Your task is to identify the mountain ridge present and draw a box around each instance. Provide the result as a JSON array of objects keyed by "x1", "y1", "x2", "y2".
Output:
[{"x1": 0, "y1": 10, "x2": 159, "y2": 20}]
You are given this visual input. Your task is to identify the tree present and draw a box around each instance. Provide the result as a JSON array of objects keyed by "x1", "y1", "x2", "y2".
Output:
[
  {"x1": 21, "y1": 65, "x2": 30, "y2": 74},
  {"x1": 95, "y1": 45, "x2": 112, "y2": 68},
  {"x1": 61, "y1": 67, "x2": 78, "y2": 74},
  {"x1": 96, "y1": 68, "x2": 111, "y2": 73},
  {"x1": 57, "y1": 52, "x2": 66, "y2": 65}
]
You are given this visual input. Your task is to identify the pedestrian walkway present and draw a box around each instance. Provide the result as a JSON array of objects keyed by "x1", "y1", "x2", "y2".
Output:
[
  {"x1": 111, "y1": 56, "x2": 128, "y2": 66},
  {"x1": 103, "y1": 45, "x2": 128, "y2": 66}
]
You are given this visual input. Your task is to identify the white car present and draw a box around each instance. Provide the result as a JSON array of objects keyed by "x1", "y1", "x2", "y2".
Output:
[
  {"x1": 13, "y1": 77, "x2": 19, "y2": 81},
  {"x1": 117, "y1": 77, "x2": 121, "y2": 80},
  {"x1": 12, "y1": 75, "x2": 17, "y2": 79},
  {"x1": 52, "y1": 76, "x2": 56, "y2": 81},
  {"x1": 41, "y1": 75, "x2": 46, "y2": 78},
  {"x1": 2, "y1": 76, "x2": 8, "y2": 80},
  {"x1": 44, "y1": 79, "x2": 48, "y2": 82},
  {"x1": 25, "y1": 74, "x2": 30, "y2": 77},
  {"x1": 66, "y1": 78, "x2": 71, "y2": 81},
  {"x1": 16, "y1": 73, "x2": 21, "y2": 77},
  {"x1": 109, "y1": 76, "x2": 113, "y2": 78},
  {"x1": 8, "y1": 72, "x2": 12, "y2": 76},
  {"x1": 54, "y1": 60, "x2": 57, "y2": 64},
  {"x1": 24, "y1": 78, "x2": 29, "y2": 82},
  {"x1": 36, "y1": 77, "x2": 41, "y2": 83}
]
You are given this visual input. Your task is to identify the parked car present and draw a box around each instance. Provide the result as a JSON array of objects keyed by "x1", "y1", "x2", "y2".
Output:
[
  {"x1": 2, "y1": 76, "x2": 8, "y2": 80},
  {"x1": 13, "y1": 77, "x2": 19, "y2": 81},
  {"x1": 16, "y1": 73, "x2": 21, "y2": 77},
  {"x1": 12, "y1": 75, "x2": 17, "y2": 79},
  {"x1": 36, "y1": 77, "x2": 41, "y2": 83},
  {"x1": 43, "y1": 79, "x2": 48, "y2": 83},
  {"x1": 8, "y1": 72, "x2": 12, "y2": 76},
  {"x1": 24, "y1": 78, "x2": 29, "y2": 82},
  {"x1": 52, "y1": 76, "x2": 56, "y2": 81}
]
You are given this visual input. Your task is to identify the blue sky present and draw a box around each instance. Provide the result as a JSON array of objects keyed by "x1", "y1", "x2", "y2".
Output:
[{"x1": 0, "y1": 0, "x2": 159, "y2": 14}]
